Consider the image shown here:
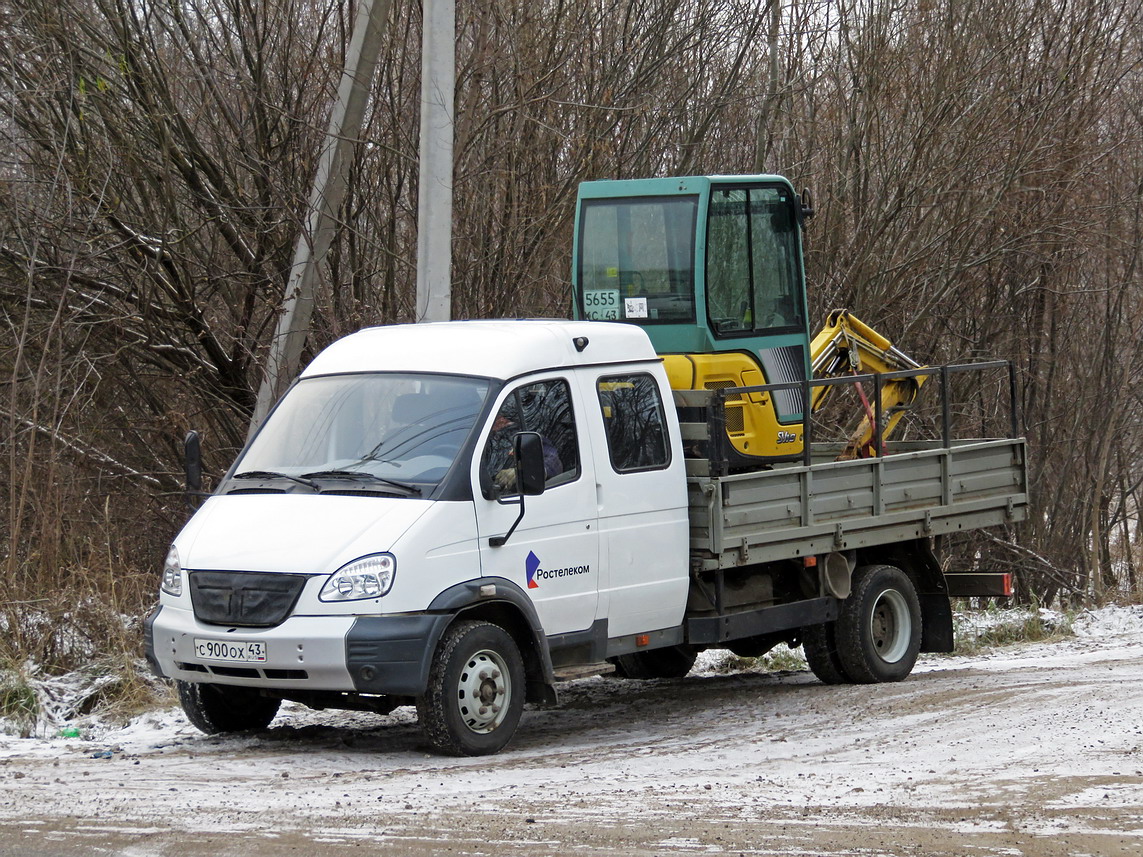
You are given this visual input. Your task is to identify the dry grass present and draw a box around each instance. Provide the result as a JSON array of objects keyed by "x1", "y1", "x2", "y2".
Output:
[
  {"x1": 952, "y1": 605, "x2": 1075, "y2": 655},
  {"x1": 700, "y1": 644, "x2": 808, "y2": 675}
]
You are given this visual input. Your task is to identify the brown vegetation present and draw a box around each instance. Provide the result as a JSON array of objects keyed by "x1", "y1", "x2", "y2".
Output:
[{"x1": 1, "y1": 0, "x2": 1140, "y2": 669}]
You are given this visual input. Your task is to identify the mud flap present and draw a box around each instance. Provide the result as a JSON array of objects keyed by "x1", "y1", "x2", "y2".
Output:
[{"x1": 919, "y1": 594, "x2": 954, "y2": 653}]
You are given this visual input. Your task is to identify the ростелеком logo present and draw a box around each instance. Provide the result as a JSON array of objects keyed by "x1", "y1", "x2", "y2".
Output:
[
  {"x1": 526, "y1": 550, "x2": 541, "y2": 589},
  {"x1": 526, "y1": 551, "x2": 591, "y2": 590}
]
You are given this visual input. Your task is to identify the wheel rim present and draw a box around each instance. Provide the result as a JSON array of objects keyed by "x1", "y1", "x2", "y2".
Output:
[
  {"x1": 456, "y1": 649, "x2": 511, "y2": 733},
  {"x1": 869, "y1": 588, "x2": 911, "y2": 663}
]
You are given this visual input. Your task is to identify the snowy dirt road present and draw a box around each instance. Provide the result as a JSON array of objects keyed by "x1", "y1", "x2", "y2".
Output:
[{"x1": 1, "y1": 610, "x2": 1142, "y2": 857}]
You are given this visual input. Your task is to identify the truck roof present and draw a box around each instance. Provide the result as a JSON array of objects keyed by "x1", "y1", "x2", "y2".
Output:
[{"x1": 301, "y1": 319, "x2": 661, "y2": 380}]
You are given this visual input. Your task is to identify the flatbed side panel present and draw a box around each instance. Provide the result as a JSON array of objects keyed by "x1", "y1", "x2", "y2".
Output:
[
  {"x1": 697, "y1": 497, "x2": 1028, "y2": 569},
  {"x1": 798, "y1": 466, "x2": 876, "y2": 520},
  {"x1": 718, "y1": 472, "x2": 803, "y2": 528},
  {"x1": 879, "y1": 456, "x2": 944, "y2": 510},
  {"x1": 688, "y1": 438, "x2": 1028, "y2": 566}
]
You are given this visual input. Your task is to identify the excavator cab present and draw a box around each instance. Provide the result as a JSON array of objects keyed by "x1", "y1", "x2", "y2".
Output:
[
  {"x1": 572, "y1": 174, "x2": 928, "y2": 464},
  {"x1": 573, "y1": 176, "x2": 813, "y2": 459}
]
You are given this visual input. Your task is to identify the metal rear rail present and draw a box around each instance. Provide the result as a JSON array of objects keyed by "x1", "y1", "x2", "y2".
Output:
[{"x1": 677, "y1": 360, "x2": 1019, "y2": 477}]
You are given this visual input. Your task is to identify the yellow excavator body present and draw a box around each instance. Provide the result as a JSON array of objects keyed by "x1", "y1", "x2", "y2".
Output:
[
  {"x1": 663, "y1": 310, "x2": 928, "y2": 462},
  {"x1": 662, "y1": 352, "x2": 804, "y2": 459}
]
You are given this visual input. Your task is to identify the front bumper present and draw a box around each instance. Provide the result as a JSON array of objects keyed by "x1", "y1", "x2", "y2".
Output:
[{"x1": 147, "y1": 604, "x2": 450, "y2": 696}]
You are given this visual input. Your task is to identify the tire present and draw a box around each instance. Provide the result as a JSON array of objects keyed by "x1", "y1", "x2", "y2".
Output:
[
  {"x1": 802, "y1": 622, "x2": 850, "y2": 684},
  {"x1": 611, "y1": 645, "x2": 698, "y2": 679},
  {"x1": 177, "y1": 681, "x2": 281, "y2": 734},
  {"x1": 417, "y1": 620, "x2": 526, "y2": 756},
  {"x1": 835, "y1": 564, "x2": 922, "y2": 683}
]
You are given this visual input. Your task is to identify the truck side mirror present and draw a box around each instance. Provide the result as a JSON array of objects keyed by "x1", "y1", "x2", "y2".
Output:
[
  {"x1": 184, "y1": 431, "x2": 202, "y2": 494},
  {"x1": 184, "y1": 430, "x2": 204, "y2": 512},
  {"x1": 489, "y1": 432, "x2": 546, "y2": 547},
  {"x1": 515, "y1": 432, "x2": 546, "y2": 496}
]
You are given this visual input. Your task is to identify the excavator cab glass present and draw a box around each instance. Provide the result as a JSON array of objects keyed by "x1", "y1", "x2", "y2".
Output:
[
  {"x1": 706, "y1": 186, "x2": 805, "y2": 338},
  {"x1": 573, "y1": 175, "x2": 809, "y2": 358}
]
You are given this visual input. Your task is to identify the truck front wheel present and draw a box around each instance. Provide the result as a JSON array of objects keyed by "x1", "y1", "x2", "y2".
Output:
[
  {"x1": 417, "y1": 620, "x2": 526, "y2": 756},
  {"x1": 176, "y1": 681, "x2": 281, "y2": 734},
  {"x1": 835, "y1": 564, "x2": 922, "y2": 683}
]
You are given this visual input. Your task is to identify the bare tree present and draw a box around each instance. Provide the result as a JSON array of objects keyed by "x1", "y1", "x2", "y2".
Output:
[{"x1": 0, "y1": 0, "x2": 1141, "y2": 669}]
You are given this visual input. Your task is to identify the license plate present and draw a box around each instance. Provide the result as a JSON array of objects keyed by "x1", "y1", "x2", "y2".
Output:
[
  {"x1": 583, "y1": 288, "x2": 620, "y2": 320},
  {"x1": 193, "y1": 638, "x2": 267, "y2": 663}
]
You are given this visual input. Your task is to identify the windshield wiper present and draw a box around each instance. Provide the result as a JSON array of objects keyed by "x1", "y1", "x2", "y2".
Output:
[
  {"x1": 300, "y1": 470, "x2": 422, "y2": 496},
  {"x1": 233, "y1": 470, "x2": 320, "y2": 490}
]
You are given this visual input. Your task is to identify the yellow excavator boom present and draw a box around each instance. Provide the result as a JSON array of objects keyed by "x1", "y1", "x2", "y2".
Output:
[{"x1": 810, "y1": 310, "x2": 928, "y2": 459}]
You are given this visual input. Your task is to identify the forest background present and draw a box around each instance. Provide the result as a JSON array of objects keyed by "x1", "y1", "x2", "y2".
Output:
[{"x1": 1, "y1": 0, "x2": 1141, "y2": 677}]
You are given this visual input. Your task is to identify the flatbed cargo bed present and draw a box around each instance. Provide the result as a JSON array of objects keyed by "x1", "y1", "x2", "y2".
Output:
[{"x1": 687, "y1": 438, "x2": 1028, "y2": 570}]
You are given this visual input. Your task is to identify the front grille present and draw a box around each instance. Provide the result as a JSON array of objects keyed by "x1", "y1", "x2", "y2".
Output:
[
  {"x1": 188, "y1": 571, "x2": 312, "y2": 627},
  {"x1": 175, "y1": 662, "x2": 309, "y2": 681}
]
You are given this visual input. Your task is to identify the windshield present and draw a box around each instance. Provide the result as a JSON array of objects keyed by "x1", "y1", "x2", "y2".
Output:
[{"x1": 234, "y1": 373, "x2": 491, "y2": 492}]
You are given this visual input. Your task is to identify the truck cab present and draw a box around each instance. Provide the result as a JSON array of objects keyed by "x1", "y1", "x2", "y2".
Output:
[{"x1": 148, "y1": 320, "x2": 690, "y2": 754}]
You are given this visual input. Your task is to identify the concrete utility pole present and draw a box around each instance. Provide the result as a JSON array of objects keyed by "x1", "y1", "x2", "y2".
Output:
[
  {"x1": 416, "y1": 0, "x2": 455, "y2": 323},
  {"x1": 250, "y1": 0, "x2": 456, "y2": 436},
  {"x1": 754, "y1": 0, "x2": 783, "y2": 174},
  {"x1": 250, "y1": 0, "x2": 393, "y2": 435}
]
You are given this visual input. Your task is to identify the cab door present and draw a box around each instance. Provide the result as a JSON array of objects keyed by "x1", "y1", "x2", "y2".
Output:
[
  {"x1": 581, "y1": 369, "x2": 689, "y2": 637},
  {"x1": 473, "y1": 377, "x2": 599, "y2": 635}
]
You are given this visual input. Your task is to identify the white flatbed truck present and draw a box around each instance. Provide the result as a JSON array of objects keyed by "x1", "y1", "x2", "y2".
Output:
[{"x1": 146, "y1": 317, "x2": 1028, "y2": 755}]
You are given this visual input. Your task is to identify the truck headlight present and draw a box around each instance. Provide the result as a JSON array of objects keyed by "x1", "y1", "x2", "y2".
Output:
[
  {"x1": 161, "y1": 545, "x2": 183, "y2": 596},
  {"x1": 320, "y1": 553, "x2": 396, "y2": 602}
]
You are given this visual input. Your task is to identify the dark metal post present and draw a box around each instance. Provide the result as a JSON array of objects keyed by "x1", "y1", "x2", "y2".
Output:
[
  {"x1": 184, "y1": 431, "x2": 203, "y2": 512},
  {"x1": 940, "y1": 365, "x2": 952, "y2": 447},
  {"x1": 1007, "y1": 361, "x2": 1019, "y2": 438},
  {"x1": 802, "y1": 378, "x2": 813, "y2": 466},
  {"x1": 873, "y1": 372, "x2": 883, "y2": 456},
  {"x1": 710, "y1": 389, "x2": 728, "y2": 477}
]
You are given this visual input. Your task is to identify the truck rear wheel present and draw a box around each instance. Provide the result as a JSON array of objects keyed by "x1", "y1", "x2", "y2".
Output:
[
  {"x1": 611, "y1": 645, "x2": 698, "y2": 679},
  {"x1": 417, "y1": 620, "x2": 526, "y2": 756},
  {"x1": 176, "y1": 680, "x2": 281, "y2": 734},
  {"x1": 836, "y1": 564, "x2": 922, "y2": 683},
  {"x1": 801, "y1": 622, "x2": 850, "y2": 684}
]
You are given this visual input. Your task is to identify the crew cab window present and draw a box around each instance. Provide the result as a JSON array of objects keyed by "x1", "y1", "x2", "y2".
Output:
[
  {"x1": 597, "y1": 374, "x2": 671, "y2": 472},
  {"x1": 480, "y1": 379, "x2": 580, "y2": 498}
]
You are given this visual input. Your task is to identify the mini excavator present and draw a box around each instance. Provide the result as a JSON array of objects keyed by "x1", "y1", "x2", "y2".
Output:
[{"x1": 572, "y1": 175, "x2": 926, "y2": 466}]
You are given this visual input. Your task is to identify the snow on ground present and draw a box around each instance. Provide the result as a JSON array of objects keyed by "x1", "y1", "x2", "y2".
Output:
[
  {"x1": 1073, "y1": 603, "x2": 1143, "y2": 636},
  {"x1": 1, "y1": 604, "x2": 1141, "y2": 761},
  {"x1": 0, "y1": 605, "x2": 1141, "y2": 856}
]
